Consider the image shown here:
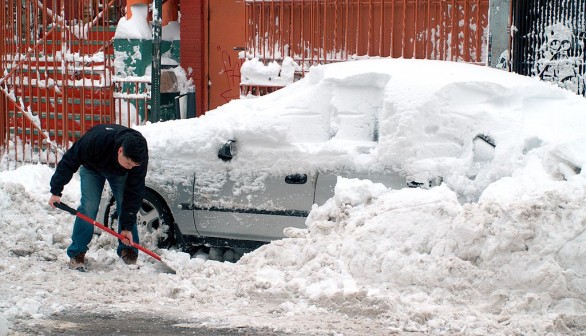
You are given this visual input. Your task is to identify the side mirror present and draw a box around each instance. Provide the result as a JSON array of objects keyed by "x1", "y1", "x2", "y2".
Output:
[{"x1": 218, "y1": 140, "x2": 236, "y2": 161}]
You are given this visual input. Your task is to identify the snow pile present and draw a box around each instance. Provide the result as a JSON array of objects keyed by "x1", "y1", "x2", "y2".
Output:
[
  {"x1": 114, "y1": 4, "x2": 152, "y2": 40},
  {"x1": 240, "y1": 56, "x2": 301, "y2": 87},
  {"x1": 240, "y1": 176, "x2": 586, "y2": 333}
]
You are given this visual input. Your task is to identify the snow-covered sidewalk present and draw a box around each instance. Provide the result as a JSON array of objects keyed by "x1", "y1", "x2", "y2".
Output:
[{"x1": 1, "y1": 164, "x2": 586, "y2": 335}]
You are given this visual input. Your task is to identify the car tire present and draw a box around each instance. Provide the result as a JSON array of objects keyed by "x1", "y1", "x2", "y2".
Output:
[{"x1": 103, "y1": 188, "x2": 176, "y2": 249}]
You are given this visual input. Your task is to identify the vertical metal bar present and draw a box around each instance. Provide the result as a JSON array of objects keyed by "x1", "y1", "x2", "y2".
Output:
[
  {"x1": 509, "y1": 0, "x2": 514, "y2": 71},
  {"x1": 413, "y1": 0, "x2": 418, "y2": 58},
  {"x1": 310, "y1": 0, "x2": 323, "y2": 65},
  {"x1": 322, "y1": 0, "x2": 326, "y2": 62},
  {"x1": 463, "y1": 1, "x2": 469, "y2": 61},
  {"x1": 249, "y1": 0, "x2": 253, "y2": 58},
  {"x1": 1, "y1": 0, "x2": 7, "y2": 156},
  {"x1": 342, "y1": 0, "x2": 350, "y2": 59},
  {"x1": 94, "y1": 3, "x2": 102, "y2": 130},
  {"x1": 439, "y1": 0, "x2": 444, "y2": 60},
  {"x1": 247, "y1": 0, "x2": 252, "y2": 58},
  {"x1": 333, "y1": 0, "x2": 338, "y2": 60},
  {"x1": 309, "y1": 0, "x2": 314, "y2": 66},
  {"x1": 11, "y1": 0, "x2": 16, "y2": 159},
  {"x1": 244, "y1": 0, "x2": 249, "y2": 59},
  {"x1": 25, "y1": 2, "x2": 31, "y2": 162},
  {"x1": 270, "y1": 0, "x2": 274, "y2": 61},
  {"x1": 390, "y1": 0, "x2": 395, "y2": 57},
  {"x1": 425, "y1": 0, "x2": 431, "y2": 59},
  {"x1": 529, "y1": 0, "x2": 534, "y2": 76},
  {"x1": 260, "y1": 0, "x2": 265, "y2": 63},
  {"x1": 7, "y1": 0, "x2": 14, "y2": 160},
  {"x1": 62, "y1": 0, "x2": 70, "y2": 147},
  {"x1": 53, "y1": 1, "x2": 60, "y2": 147},
  {"x1": 257, "y1": 0, "x2": 261, "y2": 60},
  {"x1": 401, "y1": 0, "x2": 407, "y2": 58},
  {"x1": 26, "y1": 0, "x2": 33, "y2": 163},
  {"x1": 311, "y1": 0, "x2": 316, "y2": 64},
  {"x1": 279, "y1": 0, "x2": 283, "y2": 59},
  {"x1": 476, "y1": 0, "x2": 482, "y2": 63},
  {"x1": 300, "y1": 0, "x2": 305, "y2": 72},
  {"x1": 356, "y1": 0, "x2": 361, "y2": 56},
  {"x1": 378, "y1": 0, "x2": 383, "y2": 56},
  {"x1": 43, "y1": 0, "x2": 52, "y2": 151},
  {"x1": 324, "y1": 0, "x2": 328, "y2": 62},
  {"x1": 30, "y1": 1, "x2": 37, "y2": 163},
  {"x1": 450, "y1": 0, "x2": 456, "y2": 61},
  {"x1": 259, "y1": 0, "x2": 263, "y2": 62},
  {"x1": 258, "y1": 0, "x2": 262, "y2": 60},
  {"x1": 33, "y1": 0, "x2": 44, "y2": 163},
  {"x1": 319, "y1": 0, "x2": 323, "y2": 63},
  {"x1": 366, "y1": 0, "x2": 372, "y2": 55},
  {"x1": 16, "y1": 0, "x2": 22, "y2": 161},
  {"x1": 436, "y1": 0, "x2": 441, "y2": 60},
  {"x1": 532, "y1": 0, "x2": 538, "y2": 75},
  {"x1": 151, "y1": 0, "x2": 162, "y2": 122},
  {"x1": 82, "y1": 0, "x2": 87, "y2": 136},
  {"x1": 288, "y1": 0, "x2": 293, "y2": 60},
  {"x1": 531, "y1": 0, "x2": 538, "y2": 77}
]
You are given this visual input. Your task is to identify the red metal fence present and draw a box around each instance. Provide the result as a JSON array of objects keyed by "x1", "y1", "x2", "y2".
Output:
[
  {"x1": 243, "y1": 0, "x2": 490, "y2": 94},
  {"x1": 0, "y1": 0, "x2": 127, "y2": 167}
]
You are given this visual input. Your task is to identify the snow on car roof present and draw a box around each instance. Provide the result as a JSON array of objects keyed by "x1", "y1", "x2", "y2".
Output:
[{"x1": 138, "y1": 58, "x2": 586, "y2": 202}]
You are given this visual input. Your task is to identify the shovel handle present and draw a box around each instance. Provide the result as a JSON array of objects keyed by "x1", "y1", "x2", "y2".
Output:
[
  {"x1": 54, "y1": 202, "x2": 162, "y2": 261},
  {"x1": 53, "y1": 202, "x2": 77, "y2": 215}
]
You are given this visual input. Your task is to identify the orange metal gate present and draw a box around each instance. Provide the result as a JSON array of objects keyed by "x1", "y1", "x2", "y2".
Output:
[
  {"x1": 243, "y1": 0, "x2": 489, "y2": 93},
  {"x1": 0, "y1": 0, "x2": 123, "y2": 166},
  {"x1": 207, "y1": 0, "x2": 246, "y2": 111}
]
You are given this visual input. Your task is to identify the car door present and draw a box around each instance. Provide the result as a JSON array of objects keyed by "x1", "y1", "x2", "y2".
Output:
[{"x1": 189, "y1": 169, "x2": 315, "y2": 242}]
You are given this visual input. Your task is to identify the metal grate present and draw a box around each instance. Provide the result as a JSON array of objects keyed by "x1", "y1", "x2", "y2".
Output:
[{"x1": 511, "y1": 0, "x2": 586, "y2": 96}]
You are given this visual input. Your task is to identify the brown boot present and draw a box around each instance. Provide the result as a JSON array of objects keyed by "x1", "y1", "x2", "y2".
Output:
[
  {"x1": 121, "y1": 249, "x2": 138, "y2": 265},
  {"x1": 69, "y1": 252, "x2": 86, "y2": 272}
]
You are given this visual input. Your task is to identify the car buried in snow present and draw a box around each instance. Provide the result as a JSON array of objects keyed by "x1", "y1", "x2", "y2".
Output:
[{"x1": 97, "y1": 58, "x2": 585, "y2": 255}]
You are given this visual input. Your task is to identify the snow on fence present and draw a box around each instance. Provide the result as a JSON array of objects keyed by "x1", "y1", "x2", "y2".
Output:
[{"x1": 241, "y1": 0, "x2": 490, "y2": 95}]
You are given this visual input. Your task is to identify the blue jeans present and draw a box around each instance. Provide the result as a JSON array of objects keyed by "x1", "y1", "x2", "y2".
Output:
[{"x1": 66, "y1": 166, "x2": 139, "y2": 258}]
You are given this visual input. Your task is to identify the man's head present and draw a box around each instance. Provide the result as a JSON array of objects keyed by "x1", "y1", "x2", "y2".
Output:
[{"x1": 117, "y1": 133, "x2": 148, "y2": 170}]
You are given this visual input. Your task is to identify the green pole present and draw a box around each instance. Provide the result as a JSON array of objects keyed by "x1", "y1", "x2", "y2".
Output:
[{"x1": 151, "y1": 0, "x2": 162, "y2": 122}]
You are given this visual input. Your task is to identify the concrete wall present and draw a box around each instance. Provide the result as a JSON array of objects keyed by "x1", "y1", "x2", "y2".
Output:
[{"x1": 489, "y1": 0, "x2": 511, "y2": 68}]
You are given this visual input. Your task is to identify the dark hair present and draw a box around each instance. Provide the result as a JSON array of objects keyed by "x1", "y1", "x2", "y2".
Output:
[{"x1": 121, "y1": 133, "x2": 148, "y2": 164}]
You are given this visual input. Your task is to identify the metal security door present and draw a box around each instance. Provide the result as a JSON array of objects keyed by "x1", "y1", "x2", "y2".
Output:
[{"x1": 511, "y1": 0, "x2": 586, "y2": 96}]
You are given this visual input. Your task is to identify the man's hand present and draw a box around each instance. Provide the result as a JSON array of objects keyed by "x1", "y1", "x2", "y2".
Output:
[
  {"x1": 120, "y1": 230, "x2": 133, "y2": 246},
  {"x1": 48, "y1": 195, "x2": 61, "y2": 208}
]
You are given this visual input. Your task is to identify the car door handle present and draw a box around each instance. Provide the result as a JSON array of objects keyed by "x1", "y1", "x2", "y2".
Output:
[{"x1": 285, "y1": 174, "x2": 307, "y2": 184}]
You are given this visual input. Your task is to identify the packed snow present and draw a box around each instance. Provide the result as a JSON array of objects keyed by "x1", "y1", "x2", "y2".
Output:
[{"x1": 2, "y1": 59, "x2": 586, "y2": 335}]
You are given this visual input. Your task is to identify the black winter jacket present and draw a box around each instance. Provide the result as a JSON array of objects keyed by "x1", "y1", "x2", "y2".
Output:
[{"x1": 50, "y1": 124, "x2": 148, "y2": 231}]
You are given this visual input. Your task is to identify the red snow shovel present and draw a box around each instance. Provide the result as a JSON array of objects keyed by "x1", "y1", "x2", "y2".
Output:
[{"x1": 54, "y1": 202, "x2": 176, "y2": 274}]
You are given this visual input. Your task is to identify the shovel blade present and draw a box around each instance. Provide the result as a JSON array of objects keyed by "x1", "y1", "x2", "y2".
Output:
[{"x1": 154, "y1": 260, "x2": 176, "y2": 274}]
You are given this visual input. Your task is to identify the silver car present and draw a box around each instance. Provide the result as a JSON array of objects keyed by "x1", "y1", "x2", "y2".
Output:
[{"x1": 97, "y1": 137, "x2": 454, "y2": 252}]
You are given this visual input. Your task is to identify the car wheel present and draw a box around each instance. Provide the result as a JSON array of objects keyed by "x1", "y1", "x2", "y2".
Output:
[{"x1": 103, "y1": 189, "x2": 176, "y2": 249}]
